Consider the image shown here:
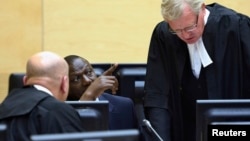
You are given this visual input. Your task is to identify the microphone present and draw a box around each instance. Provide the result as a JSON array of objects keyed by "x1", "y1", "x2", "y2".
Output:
[{"x1": 143, "y1": 119, "x2": 164, "y2": 141}]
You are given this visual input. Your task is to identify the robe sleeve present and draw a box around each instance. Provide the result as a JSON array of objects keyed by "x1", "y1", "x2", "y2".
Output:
[{"x1": 144, "y1": 21, "x2": 171, "y2": 109}]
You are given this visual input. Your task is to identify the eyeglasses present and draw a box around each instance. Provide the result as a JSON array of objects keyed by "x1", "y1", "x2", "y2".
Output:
[{"x1": 169, "y1": 14, "x2": 199, "y2": 35}]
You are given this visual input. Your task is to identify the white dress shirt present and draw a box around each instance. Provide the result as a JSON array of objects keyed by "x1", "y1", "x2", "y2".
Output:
[{"x1": 34, "y1": 85, "x2": 53, "y2": 96}]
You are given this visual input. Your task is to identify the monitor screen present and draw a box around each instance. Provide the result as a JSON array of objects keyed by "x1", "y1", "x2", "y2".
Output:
[
  {"x1": 196, "y1": 99, "x2": 250, "y2": 141},
  {"x1": 0, "y1": 123, "x2": 7, "y2": 140},
  {"x1": 65, "y1": 101, "x2": 109, "y2": 131},
  {"x1": 30, "y1": 129, "x2": 140, "y2": 141}
]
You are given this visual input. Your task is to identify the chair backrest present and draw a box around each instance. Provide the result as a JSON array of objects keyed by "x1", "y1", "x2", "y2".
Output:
[
  {"x1": 8, "y1": 73, "x2": 25, "y2": 93},
  {"x1": 117, "y1": 67, "x2": 146, "y2": 99},
  {"x1": 92, "y1": 63, "x2": 146, "y2": 73}
]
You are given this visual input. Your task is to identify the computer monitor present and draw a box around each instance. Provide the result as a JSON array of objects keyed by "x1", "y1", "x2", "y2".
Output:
[
  {"x1": 196, "y1": 99, "x2": 250, "y2": 141},
  {"x1": 0, "y1": 123, "x2": 7, "y2": 140},
  {"x1": 65, "y1": 101, "x2": 109, "y2": 131},
  {"x1": 30, "y1": 129, "x2": 140, "y2": 141}
]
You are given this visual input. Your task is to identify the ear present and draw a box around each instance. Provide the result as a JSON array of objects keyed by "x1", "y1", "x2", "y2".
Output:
[
  {"x1": 23, "y1": 75, "x2": 28, "y2": 85},
  {"x1": 61, "y1": 75, "x2": 69, "y2": 96},
  {"x1": 201, "y1": 3, "x2": 206, "y2": 10}
]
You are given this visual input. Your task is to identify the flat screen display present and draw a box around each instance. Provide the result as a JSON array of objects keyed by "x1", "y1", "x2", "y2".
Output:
[
  {"x1": 196, "y1": 99, "x2": 250, "y2": 141},
  {"x1": 65, "y1": 101, "x2": 109, "y2": 131},
  {"x1": 31, "y1": 129, "x2": 139, "y2": 141}
]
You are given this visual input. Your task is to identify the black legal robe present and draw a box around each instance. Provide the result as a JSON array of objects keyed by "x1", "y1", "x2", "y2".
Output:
[
  {"x1": 144, "y1": 3, "x2": 250, "y2": 141},
  {"x1": 0, "y1": 86, "x2": 84, "y2": 141}
]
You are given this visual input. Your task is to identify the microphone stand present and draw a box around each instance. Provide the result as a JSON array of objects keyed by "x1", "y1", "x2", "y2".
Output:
[{"x1": 143, "y1": 119, "x2": 164, "y2": 141}]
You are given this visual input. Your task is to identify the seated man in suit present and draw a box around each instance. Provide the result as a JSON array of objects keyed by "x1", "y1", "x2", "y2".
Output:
[
  {"x1": 64, "y1": 55, "x2": 138, "y2": 130},
  {"x1": 0, "y1": 51, "x2": 84, "y2": 141}
]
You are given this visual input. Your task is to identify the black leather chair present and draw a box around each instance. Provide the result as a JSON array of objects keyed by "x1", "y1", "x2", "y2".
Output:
[
  {"x1": 117, "y1": 67, "x2": 146, "y2": 99},
  {"x1": 92, "y1": 63, "x2": 146, "y2": 73},
  {"x1": 8, "y1": 73, "x2": 25, "y2": 93},
  {"x1": 117, "y1": 67, "x2": 148, "y2": 141}
]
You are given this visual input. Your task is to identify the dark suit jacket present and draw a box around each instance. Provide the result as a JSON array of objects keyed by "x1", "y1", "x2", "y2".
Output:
[
  {"x1": 144, "y1": 3, "x2": 250, "y2": 141},
  {"x1": 0, "y1": 86, "x2": 84, "y2": 141},
  {"x1": 99, "y1": 93, "x2": 138, "y2": 130}
]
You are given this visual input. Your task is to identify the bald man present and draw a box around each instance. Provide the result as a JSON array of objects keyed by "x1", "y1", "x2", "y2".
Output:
[{"x1": 0, "y1": 51, "x2": 84, "y2": 141}]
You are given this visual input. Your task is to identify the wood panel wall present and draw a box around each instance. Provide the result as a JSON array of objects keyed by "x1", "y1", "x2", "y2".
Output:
[
  {"x1": 0, "y1": 0, "x2": 249, "y2": 102},
  {"x1": 0, "y1": 0, "x2": 42, "y2": 102}
]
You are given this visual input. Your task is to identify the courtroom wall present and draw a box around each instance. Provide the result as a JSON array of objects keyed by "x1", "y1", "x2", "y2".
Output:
[{"x1": 0, "y1": 0, "x2": 249, "y2": 102}]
